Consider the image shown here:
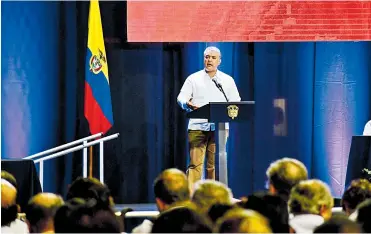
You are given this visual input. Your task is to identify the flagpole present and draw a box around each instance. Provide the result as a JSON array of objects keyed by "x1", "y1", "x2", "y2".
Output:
[
  {"x1": 89, "y1": 146, "x2": 93, "y2": 178},
  {"x1": 84, "y1": 0, "x2": 113, "y2": 164}
]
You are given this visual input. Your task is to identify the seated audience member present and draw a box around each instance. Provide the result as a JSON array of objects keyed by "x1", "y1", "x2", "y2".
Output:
[
  {"x1": 1, "y1": 179, "x2": 28, "y2": 234},
  {"x1": 151, "y1": 206, "x2": 212, "y2": 233},
  {"x1": 1, "y1": 171, "x2": 21, "y2": 211},
  {"x1": 54, "y1": 198, "x2": 85, "y2": 233},
  {"x1": 266, "y1": 157, "x2": 308, "y2": 202},
  {"x1": 153, "y1": 168, "x2": 191, "y2": 211},
  {"x1": 54, "y1": 198, "x2": 123, "y2": 233},
  {"x1": 363, "y1": 120, "x2": 371, "y2": 135},
  {"x1": 25, "y1": 193, "x2": 64, "y2": 233},
  {"x1": 66, "y1": 177, "x2": 114, "y2": 209},
  {"x1": 313, "y1": 213, "x2": 362, "y2": 233},
  {"x1": 237, "y1": 191, "x2": 289, "y2": 233},
  {"x1": 288, "y1": 179, "x2": 334, "y2": 233},
  {"x1": 192, "y1": 180, "x2": 233, "y2": 214},
  {"x1": 207, "y1": 203, "x2": 234, "y2": 225},
  {"x1": 215, "y1": 208, "x2": 272, "y2": 233},
  {"x1": 132, "y1": 168, "x2": 191, "y2": 233},
  {"x1": 1, "y1": 171, "x2": 30, "y2": 221},
  {"x1": 341, "y1": 179, "x2": 371, "y2": 218},
  {"x1": 1, "y1": 170, "x2": 18, "y2": 189},
  {"x1": 356, "y1": 199, "x2": 371, "y2": 233}
]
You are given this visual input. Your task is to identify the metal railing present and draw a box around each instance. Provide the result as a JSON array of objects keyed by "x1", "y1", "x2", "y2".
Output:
[
  {"x1": 115, "y1": 211, "x2": 159, "y2": 218},
  {"x1": 23, "y1": 133, "x2": 120, "y2": 190},
  {"x1": 24, "y1": 133, "x2": 103, "y2": 160},
  {"x1": 19, "y1": 210, "x2": 159, "y2": 221}
]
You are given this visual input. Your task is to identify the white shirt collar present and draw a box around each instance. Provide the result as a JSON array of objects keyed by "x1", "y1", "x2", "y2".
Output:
[
  {"x1": 289, "y1": 214, "x2": 324, "y2": 233},
  {"x1": 203, "y1": 69, "x2": 220, "y2": 78}
]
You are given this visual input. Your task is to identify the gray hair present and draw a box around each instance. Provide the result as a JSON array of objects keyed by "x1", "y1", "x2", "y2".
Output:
[{"x1": 204, "y1": 46, "x2": 221, "y2": 58}]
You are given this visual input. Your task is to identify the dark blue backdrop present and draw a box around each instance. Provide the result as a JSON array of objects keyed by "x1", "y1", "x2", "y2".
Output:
[
  {"x1": 2, "y1": 2, "x2": 371, "y2": 202},
  {"x1": 1, "y1": 1, "x2": 77, "y2": 194}
]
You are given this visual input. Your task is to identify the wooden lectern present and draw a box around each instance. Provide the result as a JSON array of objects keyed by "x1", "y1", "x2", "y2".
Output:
[{"x1": 186, "y1": 101, "x2": 255, "y2": 186}]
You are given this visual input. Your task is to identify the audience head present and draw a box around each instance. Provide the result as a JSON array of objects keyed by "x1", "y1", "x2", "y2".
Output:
[
  {"x1": 54, "y1": 197, "x2": 122, "y2": 233},
  {"x1": 54, "y1": 198, "x2": 85, "y2": 232},
  {"x1": 151, "y1": 206, "x2": 212, "y2": 233},
  {"x1": 215, "y1": 208, "x2": 272, "y2": 233},
  {"x1": 314, "y1": 213, "x2": 362, "y2": 233},
  {"x1": 207, "y1": 203, "x2": 234, "y2": 224},
  {"x1": 25, "y1": 193, "x2": 64, "y2": 233},
  {"x1": 266, "y1": 157, "x2": 308, "y2": 201},
  {"x1": 153, "y1": 168, "x2": 190, "y2": 212},
  {"x1": 289, "y1": 179, "x2": 334, "y2": 220},
  {"x1": 237, "y1": 191, "x2": 289, "y2": 233},
  {"x1": 341, "y1": 179, "x2": 371, "y2": 215},
  {"x1": 1, "y1": 179, "x2": 18, "y2": 227},
  {"x1": 356, "y1": 198, "x2": 371, "y2": 233},
  {"x1": 192, "y1": 180, "x2": 233, "y2": 214},
  {"x1": 1, "y1": 170, "x2": 17, "y2": 189},
  {"x1": 67, "y1": 177, "x2": 113, "y2": 209}
]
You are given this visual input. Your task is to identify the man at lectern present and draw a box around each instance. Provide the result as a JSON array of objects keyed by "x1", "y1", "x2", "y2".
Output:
[
  {"x1": 177, "y1": 46, "x2": 241, "y2": 190},
  {"x1": 363, "y1": 120, "x2": 371, "y2": 135}
]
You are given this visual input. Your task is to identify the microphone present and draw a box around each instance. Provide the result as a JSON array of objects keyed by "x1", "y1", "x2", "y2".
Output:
[
  {"x1": 212, "y1": 78, "x2": 229, "y2": 102},
  {"x1": 212, "y1": 78, "x2": 221, "y2": 89}
]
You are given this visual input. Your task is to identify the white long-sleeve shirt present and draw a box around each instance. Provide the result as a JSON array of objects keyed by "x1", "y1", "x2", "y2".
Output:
[
  {"x1": 177, "y1": 69, "x2": 241, "y2": 131},
  {"x1": 363, "y1": 120, "x2": 371, "y2": 135}
]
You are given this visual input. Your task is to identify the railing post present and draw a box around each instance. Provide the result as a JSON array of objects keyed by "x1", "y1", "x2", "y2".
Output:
[
  {"x1": 39, "y1": 160, "x2": 44, "y2": 191},
  {"x1": 99, "y1": 141, "x2": 104, "y2": 183},
  {"x1": 83, "y1": 140, "x2": 87, "y2": 177}
]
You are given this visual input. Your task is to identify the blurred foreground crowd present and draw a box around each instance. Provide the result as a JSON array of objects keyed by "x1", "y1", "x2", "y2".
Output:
[{"x1": 2, "y1": 157, "x2": 371, "y2": 233}]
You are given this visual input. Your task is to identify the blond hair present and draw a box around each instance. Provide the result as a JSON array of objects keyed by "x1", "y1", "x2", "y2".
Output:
[
  {"x1": 215, "y1": 208, "x2": 272, "y2": 233},
  {"x1": 289, "y1": 179, "x2": 334, "y2": 215}
]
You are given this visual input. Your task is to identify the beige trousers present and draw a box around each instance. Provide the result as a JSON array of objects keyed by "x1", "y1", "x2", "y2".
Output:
[{"x1": 186, "y1": 130, "x2": 216, "y2": 191}]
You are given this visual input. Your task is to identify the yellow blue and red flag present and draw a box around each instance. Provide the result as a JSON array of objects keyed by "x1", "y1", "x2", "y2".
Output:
[{"x1": 84, "y1": 0, "x2": 113, "y2": 135}]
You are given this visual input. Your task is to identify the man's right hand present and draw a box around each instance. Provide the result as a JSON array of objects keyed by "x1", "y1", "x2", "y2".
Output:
[{"x1": 186, "y1": 101, "x2": 198, "y2": 110}]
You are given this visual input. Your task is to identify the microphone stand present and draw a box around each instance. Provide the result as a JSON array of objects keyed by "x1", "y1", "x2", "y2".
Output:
[
  {"x1": 211, "y1": 77, "x2": 229, "y2": 186},
  {"x1": 212, "y1": 79, "x2": 229, "y2": 102}
]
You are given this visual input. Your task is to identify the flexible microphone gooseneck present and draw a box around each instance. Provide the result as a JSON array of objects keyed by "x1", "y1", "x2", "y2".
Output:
[{"x1": 212, "y1": 78, "x2": 229, "y2": 102}]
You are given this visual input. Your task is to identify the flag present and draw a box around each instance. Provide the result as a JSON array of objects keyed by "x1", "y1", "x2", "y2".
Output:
[{"x1": 84, "y1": 0, "x2": 113, "y2": 135}]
